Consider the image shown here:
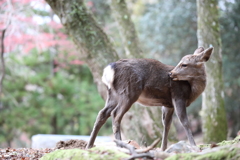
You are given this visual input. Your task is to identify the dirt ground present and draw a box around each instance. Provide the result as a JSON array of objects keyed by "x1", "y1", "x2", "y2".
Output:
[{"x1": 0, "y1": 139, "x2": 88, "y2": 159}]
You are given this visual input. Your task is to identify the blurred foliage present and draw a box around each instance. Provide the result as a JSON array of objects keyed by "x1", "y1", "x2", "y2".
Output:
[
  {"x1": 137, "y1": 0, "x2": 197, "y2": 64},
  {"x1": 0, "y1": 50, "x2": 109, "y2": 146}
]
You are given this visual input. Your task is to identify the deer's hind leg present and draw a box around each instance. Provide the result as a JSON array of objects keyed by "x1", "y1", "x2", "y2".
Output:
[
  {"x1": 160, "y1": 106, "x2": 174, "y2": 151},
  {"x1": 86, "y1": 92, "x2": 118, "y2": 149},
  {"x1": 111, "y1": 100, "x2": 135, "y2": 141},
  {"x1": 111, "y1": 92, "x2": 141, "y2": 142}
]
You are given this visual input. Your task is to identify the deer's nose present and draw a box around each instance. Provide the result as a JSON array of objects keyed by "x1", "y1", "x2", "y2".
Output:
[{"x1": 168, "y1": 72, "x2": 172, "y2": 76}]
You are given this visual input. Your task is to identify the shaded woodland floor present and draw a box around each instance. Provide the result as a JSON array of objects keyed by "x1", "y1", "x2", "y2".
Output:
[{"x1": 1, "y1": 136, "x2": 240, "y2": 160}]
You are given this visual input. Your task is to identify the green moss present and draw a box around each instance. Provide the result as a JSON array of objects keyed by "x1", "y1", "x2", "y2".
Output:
[
  {"x1": 166, "y1": 153, "x2": 197, "y2": 160},
  {"x1": 218, "y1": 135, "x2": 240, "y2": 146},
  {"x1": 199, "y1": 135, "x2": 240, "y2": 150},
  {"x1": 167, "y1": 137, "x2": 240, "y2": 160},
  {"x1": 166, "y1": 146, "x2": 239, "y2": 160},
  {"x1": 194, "y1": 148, "x2": 237, "y2": 160},
  {"x1": 198, "y1": 144, "x2": 211, "y2": 150},
  {"x1": 41, "y1": 147, "x2": 130, "y2": 160}
]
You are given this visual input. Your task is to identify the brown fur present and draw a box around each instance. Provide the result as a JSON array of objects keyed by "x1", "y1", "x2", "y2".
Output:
[{"x1": 86, "y1": 47, "x2": 213, "y2": 150}]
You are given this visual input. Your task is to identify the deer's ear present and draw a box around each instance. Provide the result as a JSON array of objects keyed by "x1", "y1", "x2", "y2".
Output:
[
  {"x1": 198, "y1": 47, "x2": 213, "y2": 62},
  {"x1": 193, "y1": 46, "x2": 205, "y2": 55}
]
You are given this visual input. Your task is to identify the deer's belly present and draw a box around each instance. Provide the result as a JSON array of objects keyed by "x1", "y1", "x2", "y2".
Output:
[{"x1": 136, "y1": 94, "x2": 172, "y2": 108}]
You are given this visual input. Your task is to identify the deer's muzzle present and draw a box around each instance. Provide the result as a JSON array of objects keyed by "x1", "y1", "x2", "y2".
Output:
[{"x1": 168, "y1": 72, "x2": 178, "y2": 81}]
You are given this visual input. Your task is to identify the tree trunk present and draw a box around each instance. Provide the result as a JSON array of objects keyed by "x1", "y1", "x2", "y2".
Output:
[
  {"x1": 109, "y1": 0, "x2": 143, "y2": 58},
  {"x1": 197, "y1": 0, "x2": 227, "y2": 143},
  {"x1": 51, "y1": 114, "x2": 58, "y2": 134},
  {"x1": 45, "y1": 0, "x2": 119, "y2": 99}
]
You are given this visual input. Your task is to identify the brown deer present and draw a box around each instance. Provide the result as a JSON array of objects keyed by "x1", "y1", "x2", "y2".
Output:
[{"x1": 86, "y1": 47, "x2": 213, "y2": 150}]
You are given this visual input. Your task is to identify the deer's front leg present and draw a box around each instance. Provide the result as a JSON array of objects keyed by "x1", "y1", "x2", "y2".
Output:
[{"x1": 173, "y1": 99, "x2": 196, "y2": 146}]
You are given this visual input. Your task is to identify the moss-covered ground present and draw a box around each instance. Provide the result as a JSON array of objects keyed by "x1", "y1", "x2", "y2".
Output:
[{"x1": 40, "y1": 146, "x2": 129, "y2": 160}]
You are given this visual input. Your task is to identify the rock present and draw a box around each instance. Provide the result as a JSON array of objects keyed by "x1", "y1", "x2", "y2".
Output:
[
  {"x1": 31, "y1": 134, "x2": 112, "y2": 149},
  {"x1": 165, "y1": 141, "x2": 199, "y2": 153}
]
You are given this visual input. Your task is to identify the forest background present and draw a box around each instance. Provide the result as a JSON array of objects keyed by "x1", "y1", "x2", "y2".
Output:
[{"x1": 0, "y1": 0, "x2": 239, "y2": 148}]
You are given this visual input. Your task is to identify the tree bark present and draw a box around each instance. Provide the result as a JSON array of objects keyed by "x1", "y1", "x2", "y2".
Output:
[
  {"x1": 109, "y1": 0, "x2": 143, "y2": 58},
  {"x1": 45, "y1": 0, "x2": 119, "y2": 98},
  {"x1": 197, "y1": 0, "x2": 227, "y2": 143}
]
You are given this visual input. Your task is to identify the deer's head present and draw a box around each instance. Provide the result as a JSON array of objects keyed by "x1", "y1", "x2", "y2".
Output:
[{"x1": 169, "y1": 47, "x2": 213, "y2": 81}]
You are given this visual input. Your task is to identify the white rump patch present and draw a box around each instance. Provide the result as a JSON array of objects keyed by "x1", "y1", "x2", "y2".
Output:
[{"x1": 102, "y1": 65, "x2": 115, "y2": 89}]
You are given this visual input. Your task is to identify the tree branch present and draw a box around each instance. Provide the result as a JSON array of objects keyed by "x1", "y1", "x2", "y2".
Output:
[
  {"x1": 114, "y1": 139, "x2": 154, "y2": 160},
  {"x1": 135, "y1": 138, "x2": 161, "y2": 153}
]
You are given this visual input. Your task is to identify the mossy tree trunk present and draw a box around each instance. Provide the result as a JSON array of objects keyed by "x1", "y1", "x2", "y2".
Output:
[
  {"x1": 45, "y1": 0, "x2": 119, "y2": 98},
  {"x1": 197, "y1": 0, "x2": 227, "y2": 143}
]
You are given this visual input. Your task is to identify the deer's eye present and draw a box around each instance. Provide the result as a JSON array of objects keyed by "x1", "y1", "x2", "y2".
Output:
[{"x1": 182, "y1": 64, "x2": 187, "y2": 67}]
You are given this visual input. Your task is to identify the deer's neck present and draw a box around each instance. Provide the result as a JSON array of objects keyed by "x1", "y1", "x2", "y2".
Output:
[{"x1": 188, "y1": 77, "x2": 206, "y2": 105}]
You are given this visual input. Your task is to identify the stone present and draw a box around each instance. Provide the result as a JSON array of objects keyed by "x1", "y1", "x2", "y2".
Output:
[{"x1": 165, "y1": 141, "x2": 199, "y2": 153}]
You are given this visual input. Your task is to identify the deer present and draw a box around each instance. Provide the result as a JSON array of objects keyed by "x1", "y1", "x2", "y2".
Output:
[{"x1": 86, "y1": 46, "x2": 213, "y2": 151}]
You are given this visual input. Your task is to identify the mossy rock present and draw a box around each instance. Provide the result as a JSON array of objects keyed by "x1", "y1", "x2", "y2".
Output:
[
  {"x1": 165, "y1": 146, "x2": 240, "y2": 160},
  {"x1": 165, "y1": 137, "x2": 240, "y2": 160},
  {"x1": 198, "y1": 135, "x2": 240, "y2": 150},
  {"x1": 40, "y1": 147, "x2": 130, "y2": 160}
]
